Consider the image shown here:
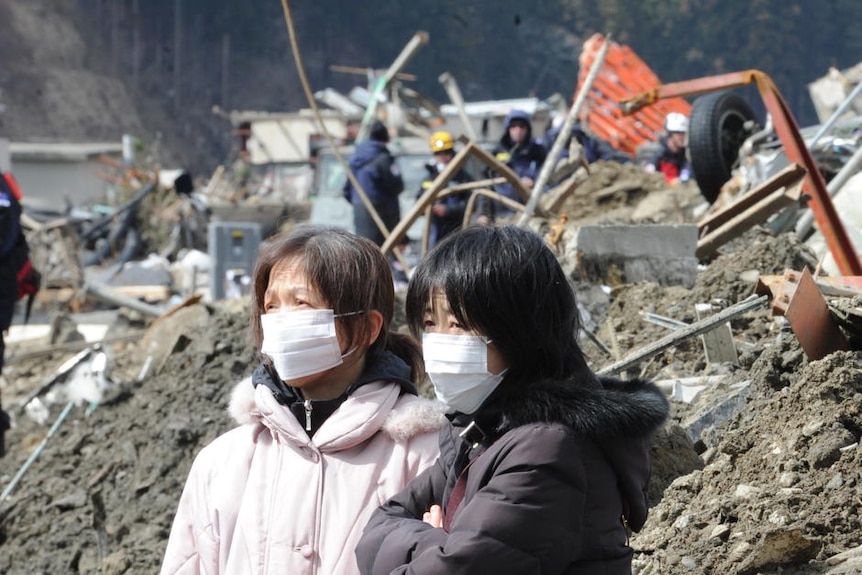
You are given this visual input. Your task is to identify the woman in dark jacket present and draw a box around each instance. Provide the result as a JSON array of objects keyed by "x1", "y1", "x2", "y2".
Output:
[{"x1": 355, "y1": 225, "x2": 669, "y2": 575}]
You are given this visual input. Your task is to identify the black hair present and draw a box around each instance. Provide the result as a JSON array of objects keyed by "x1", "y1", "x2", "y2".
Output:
[
  {"x1": 369, "y1": 120, "x2": 389, "y2": 143},
  {"x1": 405, "y1": 225, "x2": 594, "y2": 387}
]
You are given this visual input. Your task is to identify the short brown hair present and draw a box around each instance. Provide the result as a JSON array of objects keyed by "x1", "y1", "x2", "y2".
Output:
[{"x1": 250, "y1": 225, "x2": 423, "y2": 381}]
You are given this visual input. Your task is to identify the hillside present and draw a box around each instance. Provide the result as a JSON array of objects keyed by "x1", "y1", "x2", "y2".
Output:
[
  {"x1": 3, "y1": 0, "x2": 862, "y2": 178},
  {"x1": 0, "y1": 2, "x2": 142, "y2": 141}
]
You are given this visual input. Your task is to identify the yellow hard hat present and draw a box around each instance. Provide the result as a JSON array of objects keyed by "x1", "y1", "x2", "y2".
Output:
[{"x1": 429, "y1": 131, "x2": 454, "y2": 153}]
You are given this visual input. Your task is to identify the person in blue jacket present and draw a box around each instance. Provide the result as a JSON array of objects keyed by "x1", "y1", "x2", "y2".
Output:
[
  {"x1": 343, "y1": 120, "x2": 404, "y2": 246},
  {"x1": 480, "y1": 109, "x2": 546, "y2": 222}
]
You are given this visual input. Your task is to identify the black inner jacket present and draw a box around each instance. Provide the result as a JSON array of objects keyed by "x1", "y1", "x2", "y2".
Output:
[{"x1": 252, "y1": 350, "x2": 417, "y2": 436}]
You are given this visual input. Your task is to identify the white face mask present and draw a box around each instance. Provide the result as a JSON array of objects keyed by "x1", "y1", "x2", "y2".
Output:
[
  {"x1": 422, "y1": 333, "x2": 506, "y2": 414},
  {"x1": 260, "y1": 309, "x2": 357, "y2": 381}
]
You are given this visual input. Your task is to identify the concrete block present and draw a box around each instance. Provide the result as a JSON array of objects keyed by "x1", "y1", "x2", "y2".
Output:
[
  {"x1": 563, "y1": 224, "x2": 699, "y2": 287},
  {"x1": 682, "y1": 380, "x2": 751, "y2": 447}
]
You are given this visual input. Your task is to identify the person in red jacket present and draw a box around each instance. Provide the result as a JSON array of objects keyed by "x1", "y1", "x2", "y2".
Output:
[
  {"x1": 651, "y1": 112, "x2": 692, "y2": 185},
  {"x1": 0, "y1": 170, "x2": 25, "y2": 457}
]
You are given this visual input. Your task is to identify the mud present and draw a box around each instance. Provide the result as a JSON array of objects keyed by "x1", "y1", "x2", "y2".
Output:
[{"x1": 1, "y1": 162, "x2": 861, "y2": 574}]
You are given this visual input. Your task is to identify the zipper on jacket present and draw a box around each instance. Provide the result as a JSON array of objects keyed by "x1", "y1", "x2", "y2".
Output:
[{"x1": 304, "y1": 399, "x2": 313, "y2": 432}]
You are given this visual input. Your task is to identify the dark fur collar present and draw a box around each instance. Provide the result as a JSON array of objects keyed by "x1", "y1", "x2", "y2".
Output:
[{"x1": 471, "y1": 376, "x2": 669, "y2": 442}]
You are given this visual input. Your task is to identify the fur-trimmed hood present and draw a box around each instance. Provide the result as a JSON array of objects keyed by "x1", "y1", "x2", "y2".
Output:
[
  {"x1": 228, "y1": 374, "x2": 447, "y2": 446},
  {"x1": 489, "y1": 375, "x2": 669, "y2": 440}
]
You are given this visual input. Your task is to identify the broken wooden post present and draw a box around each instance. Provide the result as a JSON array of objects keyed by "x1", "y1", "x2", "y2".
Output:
[
  {"x1": 518, "y1": 33, "x2": 611, "y2": 226},
  {"x1": 356, "y1": 31, "x2": 430, "y2": 142},
  {"x1": 462, "y1": 189, "x2": 529, "y2": 226},
  {"x1": 439, "y1": 72, "x2": 478, "y2": 142},
  {"x1": 416, "y1": 179, "x2": 504, "y2": 254},
  {"x1": 278, "y1": 1, "x2": 411, "y2": 272},
  {"x1": 381, "y1": 143, "x2": 526, "y2": 254},
  {"x1": 84, "y1": 282, "x2": 166, "y2": 317},
  {"x1": 695, "y1": 303, "x2": 739, "y2": 365}
]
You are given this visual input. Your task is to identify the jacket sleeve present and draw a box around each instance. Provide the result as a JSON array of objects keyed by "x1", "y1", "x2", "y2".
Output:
[
  {"x1": 531, "y1": 141, "x2": 548, "y2": 171},
  {"x1": 0, "y1": 185, "x2": 22, "y2": 257},
  {"x1": 366, "y1": 426, "x2": 588, "y2": 575},
  {"x1": 356, "y1": 455, "x2": 450, "y2": 574},
  {"x1": 160, "y1": 448, "x2": 221, "y2": 575},
  {"x1": 371, "y1": 152, "x2": 404, "y2": 198},
  {"x1": 442, "y1": 170, "x2": 473, "y2": 221}
]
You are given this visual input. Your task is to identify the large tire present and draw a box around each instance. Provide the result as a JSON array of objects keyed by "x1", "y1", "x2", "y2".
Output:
[{"x1": 688, "y1": 91, "x2": 758, "y2": 203}]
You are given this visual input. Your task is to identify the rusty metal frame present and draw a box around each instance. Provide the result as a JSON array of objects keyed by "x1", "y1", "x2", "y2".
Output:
[
  {"x1": 755, "y1": 268, "x2": 850, "y2": 360},
  {"x1": 620, "y1": 70, "x2": 862, "y2": 276}
]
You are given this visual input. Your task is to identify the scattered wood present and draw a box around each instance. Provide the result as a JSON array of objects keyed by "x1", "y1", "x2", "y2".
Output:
[
  {"x1": 697, "y1": 163, "x2": 806, "y2": 259},
  {"x1": 598, "y1": 294, "x2": 768, "y2": 376}
]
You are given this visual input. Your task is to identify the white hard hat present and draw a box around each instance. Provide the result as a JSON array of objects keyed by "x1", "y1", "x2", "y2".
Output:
[{"x1": 665, "y1": 112, "x2": 689, "y2": 133}]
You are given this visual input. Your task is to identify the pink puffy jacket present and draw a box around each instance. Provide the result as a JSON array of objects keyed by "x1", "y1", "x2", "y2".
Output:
[{"x1": 160, "y1": 377, "x2": 445, "y2": 575}]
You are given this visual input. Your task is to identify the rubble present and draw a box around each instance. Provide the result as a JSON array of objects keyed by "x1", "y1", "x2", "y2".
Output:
[
  {"x1": 2, "y1": 32, "x2": 862, "y2": 575},
  {"x1": 2, "y1": 154, "x2": 862, "y2": 574}
]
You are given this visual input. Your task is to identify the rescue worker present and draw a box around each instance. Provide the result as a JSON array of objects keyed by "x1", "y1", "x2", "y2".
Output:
[
  {"x1": 418, "y1": 132, "x2": 472, "y2": 248},
  {"x1": 481, "y1": 109, "x2": 546, "y2": 222},
  {"x1": 343, "y1": 120, "x2": 404, "y2": 247},
  {"x1": 651, "y1": 112, "x2": 691, "y2": 184}
]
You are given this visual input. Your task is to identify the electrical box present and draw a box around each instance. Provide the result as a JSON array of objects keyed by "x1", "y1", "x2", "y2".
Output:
[{"x1": 208, "y1": 221, "x2": 263, "y2": 300}]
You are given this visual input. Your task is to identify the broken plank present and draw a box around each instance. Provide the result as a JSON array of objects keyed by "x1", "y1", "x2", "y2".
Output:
[
  {"x1": 697, "y1": 163, "x2": 805, "y2": 259},
  {"x1": 695, "y1": 303, "x2": 739, "y2": 365},
  {"x1": 598, "y1": 294, "x2": 767, "y2": 376}
]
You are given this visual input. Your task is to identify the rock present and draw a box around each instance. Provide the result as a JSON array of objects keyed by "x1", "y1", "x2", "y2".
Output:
[
  {"x1": 825, "y1": 473, "x2": 844, "y2": 490},
  {"x1": 738, "y1": 529, "x2": 820, "y2": 574},
  {"x1": 734, "y1": 484, "x2": 762, "y2": 499},
  {"x1": 709, "y1": 524, "x2": 731, "y2": 542},
  {"x1": 778, "y1": 471, "x2": 799, "y2": 487},
  {"x1": 49, "y1": 491, "x2": 87, "y2": 511},
  {"x1": 102, "y1": 550, "x2": 131, "y2": 575},
  {"x1": 729, "y1": 541, "x2": 753, "y2": 563}
]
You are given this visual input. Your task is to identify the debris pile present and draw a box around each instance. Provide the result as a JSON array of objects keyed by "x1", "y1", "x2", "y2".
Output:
[
  {"x1": 1, "y1": 159, "x2": 861, "y2": 575},
  {"x1": 0, "y1": 300, "x2": 254, "y2": 574},
  {"x1": 3, "y1": 29, "x2": 862, "y2": 575}
]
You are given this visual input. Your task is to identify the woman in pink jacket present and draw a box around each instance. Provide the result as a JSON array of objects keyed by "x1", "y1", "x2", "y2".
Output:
[{"x1": 161, "y1": 226, "x2": 445, "y2": 575}]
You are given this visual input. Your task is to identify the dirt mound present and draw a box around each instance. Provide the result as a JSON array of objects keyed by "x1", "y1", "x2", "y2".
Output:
[
  {"x1": 634, "y1": 347, "x2": 862, "y2": 575},
  {"x1": 1, "y1": 164, "x2": 861, "y2": 575},
  {"x1": 0, "y1": 301, "x2": 255, "y2": 574}
]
